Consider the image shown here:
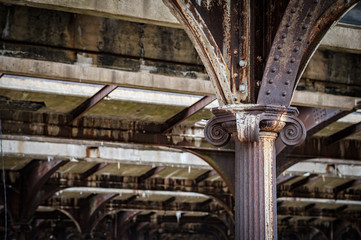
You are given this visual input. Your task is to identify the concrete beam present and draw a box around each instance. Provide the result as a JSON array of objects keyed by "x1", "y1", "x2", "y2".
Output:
[
  {"x1": 284, "y1": 159, "x2": 361, "y2": 178},
  {"x1": 2, "y1": 136, "x2": 211, "y2": 169},
  {"x1": 0, "y1": 56, "x2": 214, "y2": 96},
  {"x1": 0, "y1": 76, "x2": 217, "y2": 108},
  {"x1": 0, "y1": 0, "x2": 180, "y2": 28},
  {"x1": 0, "y1": 0, "x2": 359, "y2": 52},
  {"x1": 1, "y1": 56, "x2": 359, "y2": 110}
]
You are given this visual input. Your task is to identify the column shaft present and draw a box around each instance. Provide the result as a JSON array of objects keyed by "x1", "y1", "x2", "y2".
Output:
[{"x1": 235, "y1": 132, "x2": 278, "y2": 240}]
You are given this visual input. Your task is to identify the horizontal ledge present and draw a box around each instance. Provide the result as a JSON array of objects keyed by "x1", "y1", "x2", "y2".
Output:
[{"x1": 1, "y1": 56, "x2": 359, "y2": 110}]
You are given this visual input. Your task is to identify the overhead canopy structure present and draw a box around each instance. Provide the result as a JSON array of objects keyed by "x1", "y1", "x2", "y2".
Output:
[{"x1": 0, "y1": 0, "x2": 361, "y2": 239}]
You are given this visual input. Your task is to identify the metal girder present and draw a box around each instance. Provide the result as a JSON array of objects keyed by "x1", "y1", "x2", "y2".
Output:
[
  {"x1": 138, "y1": 166, "x2": 166, "y2": 183},
  {"x1": 80, "y1": 163, "x2": 109, "y2": 179},
  {"x1": 67, "y1": 85, "x2": 118, "y2": 125},
  {"x1": 162, "y1": 95, "x2": 216, "y2": 133},
  {"x1": 334, "y1": 179, "x2": 361, "y2": 194},
  {"x1": 258, "y1": 0, "x2": 359, "y2": 106},
  {"x1": 60, "y1": 193, "x2": 118, "y2": 235},
  {"x1": 289, "y1": 174, "x2": 320, "y2": 191},
  {"x1": 276, "y1": 107, "x2": 351, "y2": 176},
  {"x1": 163, "y1": 0, "x2": 251, "y2": 105},
  {"x1": 327, "y1": 121, "x2": 361, "y2": 145}
]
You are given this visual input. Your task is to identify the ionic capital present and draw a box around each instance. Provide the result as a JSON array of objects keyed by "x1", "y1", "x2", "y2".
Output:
[{"x1": 204, "y1": 104, "x2": 306, "y2": 147}]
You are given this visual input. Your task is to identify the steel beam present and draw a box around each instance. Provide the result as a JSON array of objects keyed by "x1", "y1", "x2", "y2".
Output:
[
  {"x1": 327, "y1": 121, "x2": 361, "y2": 145},
  {"x1": 67, "y1": 85, "x2": 117, "y2": 125},
  {"x1": 138, "y1": 166, "x2": 166, "y2": 183},
  {"x1": 289, "y1": 175, "x2": 320, "y2": 191},
  {"x1": 162, "y1": 95, "x2": 216, "y2": 133},
  {"x1": 334, "y1": 179, "x2": 361, "y2": 194},
  {"x1": 80, "y1": 163, "x2": 109, "y2": 179}
]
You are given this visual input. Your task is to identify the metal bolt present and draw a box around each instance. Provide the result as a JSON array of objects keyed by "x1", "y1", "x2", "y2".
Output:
[
  {"x1": 290, "y1": 57, "x2": 296, "y2": 63},
  {"x1": 271, "y1": 67, "x2": 277, "y2": 73},
  {"x1": 266, "y1": 90, "x2": 271, "y2": 95},
  {"x1": 285, "y1": 80, "x2": 290, "y2": 85},
  {"x1": 308, "y1": 12, "x2": 313, "y2": 17},
  {"x1": 269, "y1": 79, "x2": 274, "y2": 84},
  {"x1": 314, "y1": 0, "x2": 319, "y2": 3},
  {"x1": 287, "y1": 69, "x2": 292, "y2": 74},
  {"x1": 302, "y1": 24, "x2": 308, "y2": 29},
  {"x1": 277, "y1": 44, "x2": 282, "y2": 49},
  {"x1": 274, "y1": 55, "x2": 280, "y2": 61},
  {"x1": 294, "y1": 46, "x2": 300, "y2": 52},
  {"x1": 282, "y1": 33, "x2": 287, "y2": 39},
  {"x1": 286, "y1": 22, "x2": 291, "y2": 27},
  {"x1": 282, "y1": 92, "x2": 287, "y2": 96},
  {"x1": 345, "y1": 0, "x2": 350, "y2": 3},
  {"x1": 298, "y1": 36, "x2": 303, "y2": 41},
  {"x1": 239, "y1": 84, "x2": 247, "y2": 93},
  {"x1": 241, "y1": 36, "x2": 246, "y2": 41},
  {"x1": 239, "y1": 60, "x2": 247, "y2": 67},
  {"x1": 291, "y1": 8, "x2": 296, "y2": 13}
]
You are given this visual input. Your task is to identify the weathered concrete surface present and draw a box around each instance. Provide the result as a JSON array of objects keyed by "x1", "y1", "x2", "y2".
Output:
[
  {"x1": 1, "y1": 56, "x2": 360, "y2": 110},
  {"x1": 1, "y1": 0, "x2": 359, "y2": 53},
  {"x1": 320, "y1": 25, "x2": 361, "y2": 53},
  {"x1": 0, "y1": 0, "x2": 180, "y2": 28},
  {"x1": 0, "y1": 76, "x2": 216, "y2": 122},
  {"x1": 0, "y1": 3, "x2": 203, "y2": 73},
  {"x1": 0, "y1": 56, "x2": 213, "y2": 96}
]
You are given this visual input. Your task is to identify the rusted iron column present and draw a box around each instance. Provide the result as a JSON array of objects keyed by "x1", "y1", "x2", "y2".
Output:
[
  {"x1": 205, "y1": 105, "x2": 305, "y2": 239},
  {"x1": 236, "y1": 132, "x2": 278, "y2": 239}
]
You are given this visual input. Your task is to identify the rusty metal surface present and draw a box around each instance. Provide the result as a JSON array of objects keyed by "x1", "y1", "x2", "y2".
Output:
[
  {"x1": 276, "y1": 107, "x2": 351, "y2": 176},
  {"x1": 67, "y1": 85, "x2": 118, "y2": 125},
  {"x1": 163, "y1": 0, "x2": 252, "y2": 105},
  {"x1": 163, "y1": 95, "x2": 216, "y2": 134},
  {"x1": 258, "y1": 0, "x2": 359, "y2": 106},
  {"x1": 235, "y1": 132, "x2": 278, "y2": 240}
]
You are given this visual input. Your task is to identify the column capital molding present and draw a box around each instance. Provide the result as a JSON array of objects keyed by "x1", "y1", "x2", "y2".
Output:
[{"x1": 204, "y1": 104, "x2": 306, "y2": 147}]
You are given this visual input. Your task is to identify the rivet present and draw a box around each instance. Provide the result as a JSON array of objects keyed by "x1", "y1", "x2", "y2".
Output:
[
  {"x1": 290, "y1": 57, "x2": 296, "y2": 63},
  {"x1": 233, "y1": 73, "x2": 239, "y2": 78},
  {"x1": 302, "y1": 24, "x2": 308, "y2": 29},
  {"x1": 269, "y1": 79, "x2": 274, "y2": 84},
  {"x1": 239, "y1": 84, "x2": 246, "y2": 93},
  {"x1": 285, "y1": 80, "x2": 290, "y2": 85},
  {"x1": 277, "y1": 44, "x2": 282, "y2": 49},
  {"x1": 282, "y1": 92, "x2": 287, "y2": 96},
  {"x1": 294, "y1": 46, "x2": 300, "y2": 52},
  {"x1": 291, "y1": 8, "x2": 296, "y2": 13},
  {"x1": 287, "y1": 69, "x2": 292, "y2": 74},
  {"x1": 286, "y1": 22, "x2": 291, "y2": 27},
  {"x1": 298, "y1": 36, "x2": 303, "y2": 41},
  {"x1": 266, "y1": 90, "x2": 271, "y2": 95},
  {"x1": 241, "y1": 36, "x2": 246, "y2": 41},
  {"x1": 274, "y1": 55, "x2": 280, "y2": 61},
  {"x1": 233, "y1": 50, "x2": 238, "y2": 55},
  {"x1": 345, "y1": 0, "x2": 350, "y2": 3},
  {"x1": 314, "y1": 0, "x2": 319, "y2": 3},
  {"x1": 282, "y1": 33, "x2": 287, "y2": 39},
  {"x1": 239, "y1": 60, "x2": 247, "y2": 67},
  {"x1": 308, "y1": 12, "x2": 313, "y2": 17},
  {"x1": 271, "y1": 67, "x2": 277, "y2": 73}
]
